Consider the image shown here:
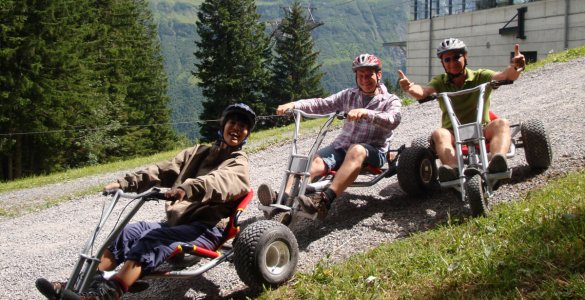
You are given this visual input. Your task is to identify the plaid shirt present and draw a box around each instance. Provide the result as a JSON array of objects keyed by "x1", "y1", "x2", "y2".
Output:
[{"x1": 294, "y1": 84, "x2": 402, "y2": 153}]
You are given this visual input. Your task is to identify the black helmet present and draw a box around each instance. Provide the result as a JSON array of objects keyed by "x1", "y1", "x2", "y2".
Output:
[
  {"x1": 220, "y1": 103, "x2": 256, "y2": 132},
  {"x1": 436, "y1": 38, "x2": 468, "y2": 58}
]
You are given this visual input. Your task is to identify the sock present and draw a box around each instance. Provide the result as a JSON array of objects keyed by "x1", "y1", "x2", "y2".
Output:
[
  {"x1": 110, "y1": 275, "x2": 128, "y2": 294},
  {"x1": 323, "y1": 188, "x2": 337, "y2": 202}
]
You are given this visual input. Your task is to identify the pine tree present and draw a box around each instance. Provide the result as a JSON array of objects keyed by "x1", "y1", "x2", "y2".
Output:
[
  {"x1": 0, "y1": 0, "x2": 176, "y2": 180},
  {"x1": 91, "y1": 0, "x2": 176, "y2": 161},
  {"x1": 194, "y1": 0, "x2": 271, "y2": 141},
  {"x1": 269, "y1": 1, "x2": 326, "y2": 108},
  {"x1": 0, "y1": 0, "x2": 100, "y2": 179}
]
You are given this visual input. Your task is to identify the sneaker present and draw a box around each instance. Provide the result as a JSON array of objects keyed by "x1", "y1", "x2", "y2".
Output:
[
  {"x1": 257, "y1": 183, "x2": 276, "y2": 206},
  {"x1": 438, "y1": 165, "x2": 459, "y2": 182},
  {"x1": 298, "y1": 192, "x2": 332, "y2": 220},
  {"x1": 36, "y1": 278, "x2": 66, "y2": 299},
  {"x1": 488, "y1": 154, "x2": 508, "y2": 173},
  {"x1": 65, "y1": 279, "x2": 123, "y2": 300},
  {"x1": 36, "y1": 272, "x2": 105, "y2": 300}
]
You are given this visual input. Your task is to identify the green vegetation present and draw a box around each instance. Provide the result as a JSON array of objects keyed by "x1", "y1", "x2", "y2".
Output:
[
  {"x1": 194, "y1": 0, "x2": 272, "y2": 141},
  {"x1": 269, "y1": 1, "x2": 327, "y2": 105},
  {"x1": 263, "y1": 169, "x2": 585, "y2": 299},
  {"x1": 149, "y1": 0, "x2": 408, "y2": 139},
  {"x1": 526, "y1": 45, "x2": 585, "y2": 71},
  {"x1": 0, "y1": 0, "x2": 176, "y2": 180}
]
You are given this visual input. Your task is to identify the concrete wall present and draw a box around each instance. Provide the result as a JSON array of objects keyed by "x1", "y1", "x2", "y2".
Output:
[{"x1": 405, "y1": 0, "x2": 585, "y2": 83}]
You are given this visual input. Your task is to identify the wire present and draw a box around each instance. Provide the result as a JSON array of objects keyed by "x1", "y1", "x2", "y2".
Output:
[{"x1": 0, "y1": 115, "x2": 284, "y2": 137}]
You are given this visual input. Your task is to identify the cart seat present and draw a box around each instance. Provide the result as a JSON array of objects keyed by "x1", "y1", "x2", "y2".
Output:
[
  {"x1": 168, "y1": 190, "x2": 254, "y2": 259},
  {"x1": 461, "y1": 111, "x2": 498, "y2": 155}
]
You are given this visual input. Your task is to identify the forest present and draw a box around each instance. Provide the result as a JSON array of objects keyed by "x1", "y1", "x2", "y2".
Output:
[
  {"x1": 0, "y1": 0, "x2": 176, "y2": 180},
  {"x1": 0, "y1": 0, "x2": 408, "y2": 181}
]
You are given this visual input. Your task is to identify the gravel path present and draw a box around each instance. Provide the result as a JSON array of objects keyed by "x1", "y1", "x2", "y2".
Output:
[{"x1": 1, "y1": 58, "x2": 585, "y2": 299}]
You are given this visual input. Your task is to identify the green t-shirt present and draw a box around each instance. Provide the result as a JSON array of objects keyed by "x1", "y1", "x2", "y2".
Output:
[{"x1": 428, "y1": 68, "x2": 496, "y2": 129}]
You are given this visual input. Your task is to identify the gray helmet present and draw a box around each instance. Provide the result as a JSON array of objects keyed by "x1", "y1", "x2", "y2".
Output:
[{"x1": 436, "y1": 38, "x2": 468, "y2": 58}]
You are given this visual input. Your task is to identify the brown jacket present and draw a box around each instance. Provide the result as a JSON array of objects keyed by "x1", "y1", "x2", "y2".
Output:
[{"x1": 117, "y1": 144, "x2": 250, "y2": 226}]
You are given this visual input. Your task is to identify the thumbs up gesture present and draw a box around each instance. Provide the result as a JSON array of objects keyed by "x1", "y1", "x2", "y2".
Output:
[
  {"x1": 512, "y1": 44, "x2": 525, "y2": 71},
  {"x1": 397, "y1": 70, "x2": 412, "y2": 92}
]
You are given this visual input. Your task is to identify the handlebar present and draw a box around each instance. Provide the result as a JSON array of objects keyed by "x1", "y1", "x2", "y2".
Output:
[
  {"x1": 284, "y1": 108, "x2": 346, "y2": 120},
  {"x1": 418, "y1": 80, "x2": 514, "y2": 104},
  {"x1": 102, "y1": 187, "x2": 168, "y2": 201}
]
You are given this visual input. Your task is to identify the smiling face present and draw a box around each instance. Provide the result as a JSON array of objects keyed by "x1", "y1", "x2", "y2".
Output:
[
  {"x1": 440, "y1": 50, "x2": 466, "y2": 75},
  {"x1": 222, "y1": 115, "x2": 250, "y2": 147},
  {"x1": 356, "y1": 67, "x2": 382, "y2": 95}
]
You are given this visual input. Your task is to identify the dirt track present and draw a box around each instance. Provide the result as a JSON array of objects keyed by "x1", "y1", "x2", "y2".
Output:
[{"x1": 1, "y1": 58, "x2": 584, "y2": 299}]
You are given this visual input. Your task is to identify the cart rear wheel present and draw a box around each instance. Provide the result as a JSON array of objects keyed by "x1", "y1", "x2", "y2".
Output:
[
  {"x1": 233, "y1": 220, "x2": 298, "y2": 291},
  {"x1": 271, "y1": 211, "x2": 292, "y2": 226},
  {"x1": 411, "y1": 135, "x2": 432, "y2": 149},
  {"x1": 521, "y1": 119, "x2": 552, "y2": 170},
  {"x1": 397, "y1": 146, "x2": 438, "y2": 195},
  {"x1": 465, "y1": 174, "x2": 489, "y2": 217}
]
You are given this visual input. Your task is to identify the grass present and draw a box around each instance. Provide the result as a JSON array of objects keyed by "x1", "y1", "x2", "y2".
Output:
[
  {"x1": 262, "y1": 169, "x2": 585, "y2": 299},
  {"x1": 525, "y1": 45, "x2": 585, "y2": 72}
]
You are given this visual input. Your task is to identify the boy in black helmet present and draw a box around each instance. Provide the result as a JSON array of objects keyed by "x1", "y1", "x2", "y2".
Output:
[
  {"x1": 36, "y1": 103, "x2": 256, "y2": 300},
  {"x1": 398, "y1": 38, "x2": 525, "y2": 181}
]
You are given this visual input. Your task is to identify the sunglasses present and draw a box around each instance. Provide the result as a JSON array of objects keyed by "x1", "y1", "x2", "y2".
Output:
[{"x1": 441, "y1": 54, "x2": 463, "y2": 63}]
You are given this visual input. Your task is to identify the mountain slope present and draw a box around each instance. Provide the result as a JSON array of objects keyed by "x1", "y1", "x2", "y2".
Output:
[{"x1": 149, "y1": 0, "x2": 408, "y2": 139}]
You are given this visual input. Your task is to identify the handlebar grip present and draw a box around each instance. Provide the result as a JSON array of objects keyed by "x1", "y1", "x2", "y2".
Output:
[
  {"x1": 418, "y1": 94, "x2": 437, "y2": 104},
  {"x1": 102, "y1": 189, "x2": 119, "y2": 196},
  {"x1": 491, "y1": 80, "x2": 514, "y2": 87}
]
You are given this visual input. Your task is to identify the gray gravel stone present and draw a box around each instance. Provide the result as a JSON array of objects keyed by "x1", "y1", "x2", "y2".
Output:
[{"x1": 1, "y1": 58, "x2": 584, "y2": 299}]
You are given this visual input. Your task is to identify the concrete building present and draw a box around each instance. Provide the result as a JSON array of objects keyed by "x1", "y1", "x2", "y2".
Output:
[{"x1": 405, "y1": 0, "x2": 585, "y2": 83}]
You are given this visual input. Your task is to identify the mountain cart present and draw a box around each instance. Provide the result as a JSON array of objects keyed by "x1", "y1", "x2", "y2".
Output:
[
  {"x1": 36, "y1": 187, "x2": 298, "y2": 299},
  {"x1": 398, "y1": 80, "x2": 552, "y2": 217}
]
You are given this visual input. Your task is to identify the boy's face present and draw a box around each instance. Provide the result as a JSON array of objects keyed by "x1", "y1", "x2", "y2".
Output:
[
  {"x1": 223, "y1": 116, "x2": 250, "y2": 147},
  {"x1": 356, "y1": 67, "x2": 381, "y2": 94}
]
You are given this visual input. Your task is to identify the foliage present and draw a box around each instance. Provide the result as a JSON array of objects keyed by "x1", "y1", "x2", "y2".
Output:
[
  {"x1": 263, "y1": 169, "x2": 585, "y2": 299},
  {"x1": 525, "y1": 45, "x2": 585, "y2": 72},
  {"x1": 268, "y1": 1, "x2": 327, "y2": 108},
  {"x1": 0, "y1": 0, "x2": 176, "y2": 180},
  {"x1": 148, "y1": 0, "x2": 408, "y2": 139},
  {"x1": 193, "y1": 0, "x2": 272, "y2": 141}
]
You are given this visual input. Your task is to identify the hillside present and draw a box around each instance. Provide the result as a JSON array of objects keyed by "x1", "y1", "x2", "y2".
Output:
[
  {"x1": 2, "y1": 53, "x2": 584, "y2": 299},
  {"x1": 148, "y1": 0, "x2": 408, "y2": 139}
]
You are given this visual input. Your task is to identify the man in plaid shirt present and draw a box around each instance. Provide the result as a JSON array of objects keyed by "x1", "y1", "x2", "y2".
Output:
[{"x1": 259, "y1": 54, "x2": 402, "y2": 219}]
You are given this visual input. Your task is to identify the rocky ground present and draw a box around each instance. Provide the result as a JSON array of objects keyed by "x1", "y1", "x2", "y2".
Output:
[{"x1": 1, "y1": 58, "x2": 584, "y2": 299}]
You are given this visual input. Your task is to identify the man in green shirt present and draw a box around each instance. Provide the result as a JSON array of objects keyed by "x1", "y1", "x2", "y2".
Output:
[{"x1": 398, "y1": 38, "x2": 525, "y2": 181}]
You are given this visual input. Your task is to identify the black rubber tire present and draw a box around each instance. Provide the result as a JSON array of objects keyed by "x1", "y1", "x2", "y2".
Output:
[
  {"x1": 521, "y1": 119, "x2": 552, "y2": 170},
  {"x1": 233, "y1": 220, "x2": 298, "y2": 291},
  {"x1": 411, "y1": 135, "x2": 432, "y2": 149},
  {"x1": 465, "y1": 174, "x2": 489, "y2": 217},
  {"x1": 397, "y1": 146, "x2": 438, "y2": 195},
  {"x1": 270, "y1": 211, "x2": 292, "y2": 226}
]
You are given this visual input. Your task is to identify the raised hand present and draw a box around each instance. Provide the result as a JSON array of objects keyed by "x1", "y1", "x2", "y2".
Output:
[
  {"x1": 397, "y1": 70, "x2": 413, "y2": 91},
  {"x1": 512, "y1": 44, "x2": 525, "y2": 71}
]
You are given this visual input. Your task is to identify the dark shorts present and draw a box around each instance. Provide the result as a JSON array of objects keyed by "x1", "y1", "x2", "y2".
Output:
[
  {"x1": 108, "y1": 220, "x2": 223, "y2": 273},
  {"x1": 317, "y1": 144, "x2": 386, "y2": 172}
]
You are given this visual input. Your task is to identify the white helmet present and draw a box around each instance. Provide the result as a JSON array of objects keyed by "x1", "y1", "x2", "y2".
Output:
[{"x1": 436, "y1": 38, "x2": 468, "y2": 58}]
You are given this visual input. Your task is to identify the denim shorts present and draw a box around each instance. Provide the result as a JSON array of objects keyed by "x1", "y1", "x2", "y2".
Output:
[{"x1": 317, "y1": 144, "x2": 386, "y2": 172}]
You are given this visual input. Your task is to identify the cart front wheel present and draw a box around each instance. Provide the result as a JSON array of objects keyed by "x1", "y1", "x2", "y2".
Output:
[
  {"x1": 465, "y1": 174, "x2": 489, "y2": 217},
  {"x1": 233, "y1": 220, "x2": 298, "y2": 291}
]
